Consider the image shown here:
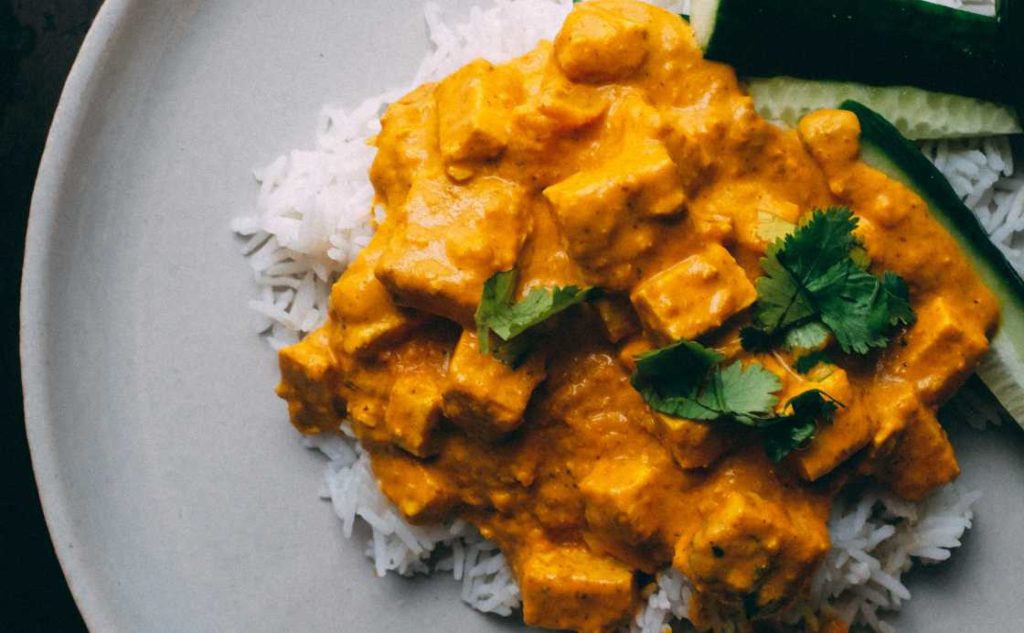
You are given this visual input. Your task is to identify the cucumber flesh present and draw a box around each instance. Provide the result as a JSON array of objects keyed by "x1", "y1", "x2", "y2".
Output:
[
  {"x1": 843, "y1": 100, "x2": 1024, "y2": 425},
  {"x1": 748, "y1": 77, "x2": 1022, "y2": 140},
  {"x1": 978, "y1": 331, "x2": 1024, "y2": 423},
  {"x1": 691, "y1": 0, "x2": 1014, "y2": 106}
]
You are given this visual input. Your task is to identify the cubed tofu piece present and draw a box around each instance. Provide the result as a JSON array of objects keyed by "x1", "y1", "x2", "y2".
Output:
[
  {"x1": 329, "y1": 231, "x2": 421, "y2": 358},
  {"x1": 371, "y1": 449, "x2": 458, "y2": 524},
  {"x1": 616, "y1": 335, "x2": 653, "y2": 372},
  {"x1": 543, "y1": 141, "x2": 681, "y2": 289},
  {"x1": 898, "y1": 297, "x2": 990, "y2": 404},
  {"x1": 436, "y1": 59, "x2": 513, "y2": 166},
  {"x1": 675, "y1": 490, "x2": 828, "y2": 615},
  {"x1": 554, "y1": 1, "x2": 649, "y2": 83},
  {"x1": 691, "y1": 182, "x2": 802, "y2": 254},
  {"x1": 797, "y1": 109, "x2": 862, "y2": 173},
  {"x1": 580, "y1": 455, "x2": 672, "y2": 545},
  {"x1": 370, "y1": 83, "x2": 439, "y2": 209},
  {"x1": 442, "y1": 330, "x2": 547, "y2": 438},
  {"x1": 616, "y1": 142, "x2": 687, "y2": 218},
  {"x1": 593, "y1": 295, "x2": 640, "y2": 343},
  {"x1": 864, "y1": 385, "x2": 919, "y2": 462},
  {"x1": 651, "y1": 413, "x2": 732, "y2": 470},
  {"x1": 520, "y1": 546, "x2": 637, "y2": 632},
  {"x1": 630, "y1": 244, "x2": 757, "y2": 342},
  {"x1": 882, "y1": 407, "x2": 960, "y2": 501},
  {"x1": 376, "y1": 176, "x2": 529, "y2": 325},
  {"x1": 785, "y1": 367, "x2": 873, "y2": 481},
  {"x1": 384, "y1": 372, "x2": 444, "y2": 458},
  {"x1": 533, "y1": 471, "x2": 588, "y2": 531},
  {"x1": 276, "y1": 326, "x2": 343, "y2": 434},
  {"x1": 537, "y1": 74, "x2": 609, "y2": 131}
]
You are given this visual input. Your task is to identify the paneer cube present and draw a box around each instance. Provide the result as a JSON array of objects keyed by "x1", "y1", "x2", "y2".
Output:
[
  {"x1": 881, "y1": 407, "x2": 960, "y2": 501},
  {"x1": 630, "y1": 244, "x2": 756, "y2": 342},
  {"x1": 276, "y1": 326, "x2": 343, "y2": 434},
  {"x1": 384, "y1": 372, "x2": 444, "y2": 458},
  {"x1": 616, "y1": 335, "x2": 653, "y2": 372},
  {"x1": 329, "y1": 231, "x2": 421, "y2": 358},
  {"x1": 554, "y1": 2, "x2": 649, "y2": 83},
  {"x1": 442, "y1": 330, "x2": 546, "y2": 438},
  {"x1": 370, "y1": 83, "x2": 439, "y2": 209},
  {"x1": 784, "y1": 367, "x2": 874, "y2": 481},
  {"x1": 520, "y1": 546, "x2": 637, "y2": 632},
  {"x1": 797, "y1": 109, "x2": 862, "y2": 173},
  {"x1": 543, "y1": 141, "x2": 682, "y2": 289},
  {"x1": 371, "y1": 449, "x2": 458, "y2": 524},
  {"x1": 376, "y1": 176, "x2": 529, "y2": 325},
  {"x1": 864, "y1": 385, "x2": 919, "y2": 463},
  {"x1": 686, "y1": 182, "x2": 802, "y2": 255},
  {"x1": 651, "y1": 413, "x2": 732, "y2": 470},
  {"x1": 533, "y1": 471, "x2": 588, "y2": 531},
  {"x1": 898, "y1": 297, "x2": 990, "y2": 404},
  {"x1": 593, "y1": 295, "x2": 640, "y2": 343},
  {"x1": 675, "y1": 490, "x2": 828, "y2": 615},
  {"x1": 580, "y1": 455, "x2": 671, "y2": 545},
  {"x1": 537, "y1": 75, "x2": 608, "y2": 131},
  {"x1": 617, "y1": 142, "x2": 688, "y2": 218},
  {"x1": 436, "y1": 59, "x2": 513, "y2": 166}
]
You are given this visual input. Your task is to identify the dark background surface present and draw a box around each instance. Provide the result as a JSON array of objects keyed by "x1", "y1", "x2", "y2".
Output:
[{"x1": 2, "y1": 1, "x2": 100, "y2": 631}]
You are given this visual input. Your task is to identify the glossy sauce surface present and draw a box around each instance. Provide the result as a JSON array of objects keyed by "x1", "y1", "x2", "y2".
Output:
[{"x1": 275, "y1": 2, "x2": 999, "y2": 630}]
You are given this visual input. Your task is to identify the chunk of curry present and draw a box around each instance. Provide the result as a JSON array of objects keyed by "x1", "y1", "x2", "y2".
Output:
[{"x1": 275, "y1": 1, "x2": 999, "y2": 631}]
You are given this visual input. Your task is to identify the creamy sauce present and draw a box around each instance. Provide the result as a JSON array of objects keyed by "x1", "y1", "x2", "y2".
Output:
[{"x1": 275, "y1": 2, "x2": 999, "y2": 631}]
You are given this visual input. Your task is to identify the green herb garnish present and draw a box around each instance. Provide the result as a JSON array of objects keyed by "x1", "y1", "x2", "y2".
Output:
[
  {"x1": 475, "y1": 269, "x2": 593, "y2": 361},
  {"x1": 793, "y1": 351, "x2": 833, "y2": 375},
  {"x1": 741, "y1": 208, "x2": 915, "y2": 355},
  {"x1": 763, "y1": 390, "x2": 840, "y2": 463},
  {"x1": 631, "y1": 340, "x2": 781, "y2": 424},
  {"x1": 631, "y1": 340, "x2": 839, "y2": 461}
]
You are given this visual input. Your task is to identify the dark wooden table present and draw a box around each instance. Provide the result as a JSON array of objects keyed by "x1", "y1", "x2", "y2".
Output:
[{"x1": 3, "y1": 2, "x2": 100, "y2": 631}]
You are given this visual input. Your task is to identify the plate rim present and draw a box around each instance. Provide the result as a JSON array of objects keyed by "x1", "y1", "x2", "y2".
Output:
[
  {"x1": 20, "y1": 1, "x2": 136, "y2": 630},
  {"x1": 18, "y1": 3, "x2": 1023, "y2": 631}
]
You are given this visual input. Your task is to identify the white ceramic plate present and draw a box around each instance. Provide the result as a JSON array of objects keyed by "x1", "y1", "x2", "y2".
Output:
[{"x1": 21, "y1": 1, "x2": 1024, "y2": 631}]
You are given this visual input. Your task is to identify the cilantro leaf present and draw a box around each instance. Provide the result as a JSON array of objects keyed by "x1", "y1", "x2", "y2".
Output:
[
  {"x1": 752, "y1": 246, "x2": 817, "y2": 333},
  {"x1": 793, "y1": 351, "x2": 833, "y2": 375},
  {"x1": 631, "y1": 340, "x2": 781, "y2": 424},
  {"x1": 881, "y1": 272, "x2": 915, "y2": 327},
  {"x1": 744, "y1": 208, "x2": 915, "y2": 356},
  {"x1": 475, "y1": 270, "x2": 518, "y2": 354},
  {"x1": 778, "y1": 207, "x2": 860, "y2": 282},
  {"x1": 763, "y1": 418, "x2": 817, "y2": 463},
  {"x1": 739, "y1": 326, "x2": 773, "y2": 353},
  {"x1": 763, "y1": 390, "x2": 840, "y2": 462},
  {"x1": 475, "y1": 269, "x2": 594, "y2": 359},
  {"x1": 782, "y1": 321, "x2": 831, "y2": 353},
  {"x1": 811, "y1": 259, "x2": 892, "y2": 354},
  {"x1": 632, "y1": 340, "x2": 842, "y2": 462},
  {"x1": 716, "y1": 361, "x2": 784, "y2": 423}
]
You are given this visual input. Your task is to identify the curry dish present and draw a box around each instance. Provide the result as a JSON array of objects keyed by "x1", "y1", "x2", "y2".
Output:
[{"x1": 275, "y1": 1, "x2": 999, "y2": 630}]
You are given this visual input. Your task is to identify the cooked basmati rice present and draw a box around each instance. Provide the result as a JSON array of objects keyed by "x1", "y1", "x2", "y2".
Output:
[{"x1": 233, "y1": 0, "x2": 1022, "y2": 630}]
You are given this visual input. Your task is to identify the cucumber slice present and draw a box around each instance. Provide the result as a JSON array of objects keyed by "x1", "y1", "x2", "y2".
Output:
[
  {"x1": 748, "y1": 77, "x2": 1022, "y2": 140},
  {"x1": 842, "y1": 100, "x2": 1024, "y2": 424},
  {"x1": 978, "y1": 332, "x2": 1024, "y2": 422},
  {"x1": 690, "y1": 0, "x2": 1015, "y2": 106}
]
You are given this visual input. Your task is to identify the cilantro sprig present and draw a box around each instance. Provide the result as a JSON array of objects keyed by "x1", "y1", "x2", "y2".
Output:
[
  {"x1": 741, "y1": 208, "x2": 915, "y2": 355},
  {"x1": 631, "y1": 340, "x2": 839, "y2": 461},
  {"x1": 475, "y1": 269, "x2": 594, "y2": 363},
  {"x1": 631, "y1": 340, "x2": 781, "y2": 424},
  {"x1": 793, "y1": 351, "x2": 833, "y2": 375}
]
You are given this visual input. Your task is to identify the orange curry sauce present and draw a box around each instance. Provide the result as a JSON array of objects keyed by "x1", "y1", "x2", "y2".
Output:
[{"x1": 276, "y1": 1, "x2": 998, "y2": 630}]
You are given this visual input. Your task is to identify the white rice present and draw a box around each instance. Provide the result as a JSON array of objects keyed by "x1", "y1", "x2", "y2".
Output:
[{"x1": 232, "y1": 0, "x2": 1023, "y2": 630}]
